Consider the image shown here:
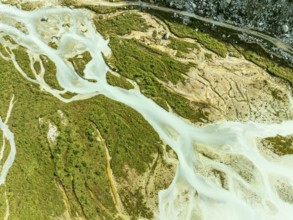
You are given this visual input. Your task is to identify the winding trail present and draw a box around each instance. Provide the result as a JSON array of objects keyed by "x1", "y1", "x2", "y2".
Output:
[{"x1": 0, "y1": 3, "x2": 293, "y2": 220}]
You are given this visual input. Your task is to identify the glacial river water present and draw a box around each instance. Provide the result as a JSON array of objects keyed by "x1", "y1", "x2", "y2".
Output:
[{"x1": 0, "y1": 3, "x2": 293, "y2": 220}]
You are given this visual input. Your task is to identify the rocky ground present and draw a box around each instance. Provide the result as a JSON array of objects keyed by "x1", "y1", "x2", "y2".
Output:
[{"x1": 150, "y1": 0, "x2": 293, "y2": 47}]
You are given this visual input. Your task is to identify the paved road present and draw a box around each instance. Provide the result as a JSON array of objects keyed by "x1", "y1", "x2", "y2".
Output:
[{"x1": 83, "y1": 0, "x2": 293, "y2": 55}]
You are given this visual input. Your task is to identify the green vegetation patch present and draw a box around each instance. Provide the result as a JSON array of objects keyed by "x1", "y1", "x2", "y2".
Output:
[
  {"x1": 0, "y1": 186, "x2": 7, "y2": 218},
  {"x1": 0, "y1": 45, "x2": 66, "y2": 220},
  {"x1": 41, "y1": 55, "x2": 63, "y2": 90},
  {"x1": 3, "y1": 35, "x2": 16, "y2": 44},
  {"x1": 227, "y1": 44, "x2": 241, "y2": 58},
  {"x1": 168, "y1": 36, "x2": 199, "y2": 55},
  {"x1": 147, "y1": 9, "x2": 293, "y2": 85},
  {"x1": 33, "y1": 60, "x2": 41, "y2": 74},
  {"x1": 94, "y1": 12, "x2": 148, "y2": 38},
  {"x1": 70, "y1": 96, "x2": 163, "y2": 177},
  {"x1": 46, "y1": 113, "x2": 116, "y2": 219},
  {"x1": 108, "y1": 36, "x2": 187, "y2": 84},
  {"x1": 107, "y1": 36, "x2": 209, "y2": 123},
  {"x1": 0, "y1": 46, "x2": 166, "y2": 219},
  {"x1": 68, "y1": 51, "x2": 92, "y2": 78},
  {"x1": 0, "y1": 44, "x2": 9, "y2": 58},
  {"x1": 120, "y1": 187, "x2": 154, "y2": 219},
  {"x1": 48, "y1": 95, "x2": 163, "y2": 219},
  {"x1": 12, "y1": 46, "x2": 36, "y2": 80},
  {"x1": 204, "y1": 53, "x2": 213, "y2": 61},
  {"x1": 149, "y1": 10, "x2": 227, "y2": 57},
  {"x1": 48, "y1": 41, "x2": 58, "y2": 49},
  {"x1": 60, "y1": 91, "x2": 78, "y2": 99},
  {"x1": 106, "y1": 72, "x2": 134, "y2": 90},
  {"x1": 81, "y1": 5, "x2": 129, "y2": 14},
  {"x1": 268, "y1": 65, "x2": 293, "y2": 85},
  {"x1": 166, "y1": 20, "x2": 227, "y2": 57},
  {"x1": 20, "y1": 2, "x2": 37, "y2": 11},
  {"x1": 236, "y1": 44, "x2": 293, "y2": 85},
  {"x1": 263, "y1": 135, "x2": 293, "y2": 156}
]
